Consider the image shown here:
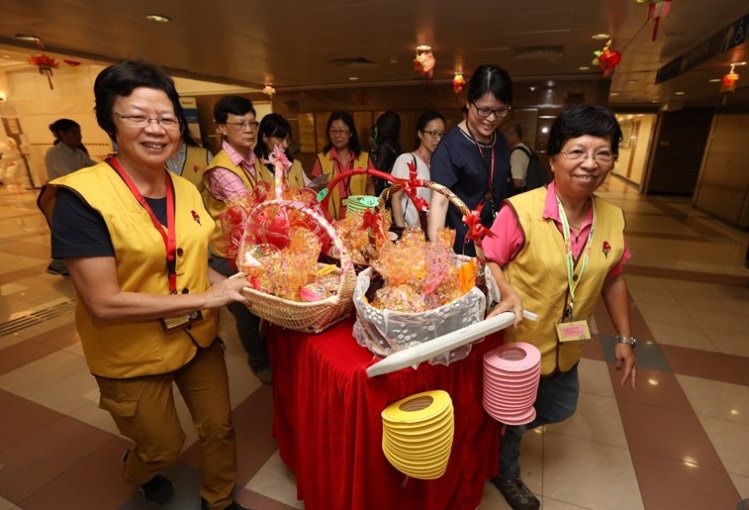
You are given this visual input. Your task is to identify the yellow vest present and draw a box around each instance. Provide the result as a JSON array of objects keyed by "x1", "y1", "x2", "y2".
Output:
[
  {"x1": 253, "y1": 158, "x2": 306, "y2": 191},
  {"x1": 316, "y1": 150, "x2": 370, "y2": 219},
  {"x1": 37, "y1": 162, "x2": 218, "y2": 379},
  {"x1": 178, "y1": 145, "x2": 212, "y2": 192},
  {"x1": 502, "y1": 188, "x2": 625, "y2": 375},
  {"x1": 203, "y1": 149, "x2": 274, "y2": 258}
]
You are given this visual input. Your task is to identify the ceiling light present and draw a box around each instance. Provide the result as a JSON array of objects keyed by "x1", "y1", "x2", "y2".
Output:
[
  {"x1": 578, "y1": 66, "x2": 590, "y2": 71},
  {"x1": 647, "y1": 378, "x2": 659, "y2": 386},
  {"x1": 626, "y1": 79, "x2": 638, "y2": 84},
  {"x1": 541, "y1": 127, "x2": 549, "y2": 134},
  {"x1": 146, "y1": 14, "x2": 171, "y2": 23},
  {"x1": 674, "y1": 91, "x2": 685, "y2": 95},
  {"x1": 610, "y1": 92, "x2": 620, "y2": 96},
  {"x1": 415, "y1": 44, "x2": 432, "y2": 52},
  {"x1": 529, "y1": 86, "x2": 536, "y2": 92},
  {"x1": 731, "y1": 61, "x2": 747, "y2": 66},
  {"x1": 592, "y1": 33, "x2": 611, "y2": 41},
  {"x1": 348, "y1": 76, "x2": 359, "y2": 81},
  {"x1": 15, "y1": 33, "x2": 41, "y2": 43},
  {"x1": 709, "y1": 78, "x2": 721, "y2": 82}
]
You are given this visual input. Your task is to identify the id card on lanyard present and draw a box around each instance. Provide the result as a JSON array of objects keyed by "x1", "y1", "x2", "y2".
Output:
[
  {"x1": 555, "y1": 195, "x2": 595, "y2": 343},
  {"x1": 108, "y1": 157, "x2": 202, "y2": 333}
]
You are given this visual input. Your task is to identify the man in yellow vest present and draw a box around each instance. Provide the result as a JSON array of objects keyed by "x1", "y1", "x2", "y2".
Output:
[{"x1": 203, "y1": 96, "x2": 273, "y2": 385}]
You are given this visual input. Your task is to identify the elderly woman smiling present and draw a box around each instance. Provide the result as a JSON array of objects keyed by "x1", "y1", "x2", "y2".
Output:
[{"x1": 484, "y1": 104, "x2": 637, "y2": 510}]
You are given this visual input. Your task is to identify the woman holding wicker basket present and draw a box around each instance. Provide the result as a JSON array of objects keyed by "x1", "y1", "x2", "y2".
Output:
[
  {"x1": 483, "y1": 104, "x2": 637, "y2": 510},
  {"x1": 38, "y1": 61, "x2": 250, "y2": 510}
]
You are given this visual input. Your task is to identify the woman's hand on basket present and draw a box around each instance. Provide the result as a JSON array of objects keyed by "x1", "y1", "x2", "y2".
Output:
[
  {"x1": 487, "y1": 286, "x2": 523, "y2": 328},
  {"x1": 203, "y1": 273, "x2": 250, "y2": 308}
]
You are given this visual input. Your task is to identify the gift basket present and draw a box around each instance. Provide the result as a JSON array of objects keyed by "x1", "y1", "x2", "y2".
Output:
[
  {"x1": 237, "y1": 199, "x2": 358, "y2": 333},
  {"x1": 224, "y1": 145, "x2": 357, "y2": 333},
  {"x1": 352, "y1": 177, "x2": 502, "y2": 368}
]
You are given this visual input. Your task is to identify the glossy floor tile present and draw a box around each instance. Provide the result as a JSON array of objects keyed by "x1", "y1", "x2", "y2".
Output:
[{"x1": 1, "y1": 176, "x2": 748, "y2": 510}]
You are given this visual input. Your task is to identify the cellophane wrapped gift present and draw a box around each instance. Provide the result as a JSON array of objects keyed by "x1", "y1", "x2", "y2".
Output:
[{"x1": 352, "y1": 254, "x2": 500, "y2": 366}]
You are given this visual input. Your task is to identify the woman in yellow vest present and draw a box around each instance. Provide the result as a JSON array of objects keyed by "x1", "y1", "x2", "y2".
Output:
[
  {"x1": 483, "y1": 105, "x2": 637, "y2": 510},
  {"x1": 310, "y1": 111, "x2": 375, "y2": 220},
  {"x1": 37, "y1": 61, "x2": 250, "y2": 510},
  {"x1": 253, "y1": 113, "x2": 306, "y2": 190}
]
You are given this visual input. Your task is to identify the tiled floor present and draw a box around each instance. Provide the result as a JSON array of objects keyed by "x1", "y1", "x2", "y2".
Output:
[{"x1": 1, "y1": 176, "x2": 748, "y2": 510}]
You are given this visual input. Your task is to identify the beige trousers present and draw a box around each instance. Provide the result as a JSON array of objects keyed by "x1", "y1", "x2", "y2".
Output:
[{"x1": 96, "y1": 340, "x2": 236, "y2": 510}]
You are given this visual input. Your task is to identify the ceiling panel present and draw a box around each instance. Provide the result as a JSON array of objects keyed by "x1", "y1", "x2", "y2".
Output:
[{"x1": 0, "y1": 0, "x2": 745, "y2": 105}]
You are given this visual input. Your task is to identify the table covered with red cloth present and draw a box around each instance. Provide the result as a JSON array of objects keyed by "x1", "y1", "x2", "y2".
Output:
[{"x1": 267, "y1": 319, "x2": 502, "y2": 510}]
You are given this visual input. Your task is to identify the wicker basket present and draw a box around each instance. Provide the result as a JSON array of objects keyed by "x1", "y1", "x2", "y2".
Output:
[{"x1": 240, "y1": 199, "x2": 357, "y2": 333}]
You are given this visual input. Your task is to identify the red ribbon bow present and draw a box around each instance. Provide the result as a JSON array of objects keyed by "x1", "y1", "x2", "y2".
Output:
[
  {"x1": 403, "y1": 159, "x2": 428, "y2": 212},
  {"x1": 361, "y1": 208, "x2": 383, "y2": 240},
  {"x1": 462, "y1": 203, "x2": 495, "y2": 244}
]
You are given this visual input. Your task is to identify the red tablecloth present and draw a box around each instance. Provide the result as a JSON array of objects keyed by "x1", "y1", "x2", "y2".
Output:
[{"x1": 268, "y1": 319, "x2": 502, "y2": 510}]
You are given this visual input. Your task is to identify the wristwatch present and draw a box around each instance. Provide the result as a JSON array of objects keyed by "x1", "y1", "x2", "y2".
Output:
[{"x1": 615, "y1": 335, "x2": 637, "y2": 348}]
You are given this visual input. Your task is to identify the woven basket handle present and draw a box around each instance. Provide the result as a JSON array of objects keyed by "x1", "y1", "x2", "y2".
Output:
[
  {"x1": 246, "y1": 199, "x2": 355, "y2": 291},
  {"x1": 377, "y1": 180, "x2": 487, "y2": 273}
]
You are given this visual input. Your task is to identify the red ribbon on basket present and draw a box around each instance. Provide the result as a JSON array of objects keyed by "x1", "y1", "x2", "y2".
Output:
[
  {"x1": 462, "y1": 203, "x2": 495, "y2": 245},
  {"x1": 404, "y1": 159, "x2": 429, "y2": 213},
  {"x1": 361, "y1": 208, "x2": 383, "y2": 240}
]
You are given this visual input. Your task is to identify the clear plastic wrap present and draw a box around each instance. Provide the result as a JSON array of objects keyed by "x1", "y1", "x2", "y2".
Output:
[{"x1": 353, "y1": 255, "x2": 500, "y2": 366}]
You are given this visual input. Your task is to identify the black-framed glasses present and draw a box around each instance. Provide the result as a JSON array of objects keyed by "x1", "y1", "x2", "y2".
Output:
[
  {"x1": 422, "y1": 129, "x2": 445, "y2": 139},
  {"x1": 560, "y1": 148, "x2": 616, "y2": 164},
  {"x1": 224, "y1": 120, "x2": 259, "y2": 130},
  {"x1": 113, "y1": 111, "x2": 180, "y2": 129},
  {"x1": 471, "y1": 102, "x2": 512, "y2": 118}
]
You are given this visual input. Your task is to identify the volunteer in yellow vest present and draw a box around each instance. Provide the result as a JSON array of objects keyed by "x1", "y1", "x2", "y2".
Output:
[
  {"x1": 166, "y1": 130, "x2": 213, "y2": 192},
  {"x1": 310, "y1": 111, "x2": 375, "y2": 220},
  {"x1": 37, "y1": 61, "x2": 250, "y2": 510},
  {"x1": 203, "y1": 95, "x2": 273, "y2": 386},
  {"x1": 254, "y1": 113, "x2": 307, "y2": 190},
  {"x1": 483, "y1": 105, "x2": 637, "y2": 510}
]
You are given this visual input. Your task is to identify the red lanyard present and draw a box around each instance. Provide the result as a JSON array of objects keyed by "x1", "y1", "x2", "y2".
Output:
[
  {"x1": 109, "y1": 157, "x2": 178, "y2": 293},
  {"x1": 465, "y1": 125, "x2": 496, "y2": 210}
]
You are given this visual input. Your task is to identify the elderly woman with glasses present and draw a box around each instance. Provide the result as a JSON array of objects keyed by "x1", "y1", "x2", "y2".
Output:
[
  {"x1": 483, "y1": 104, "x2": 637, "y2": 510},
  {"x1": 310, "y1": 111, "x2": 375, "y2": 220},
  {"x1": 203, "y1": 95, "x2": 273, "y2": 386},
  {"x1": 428, "y1": 64, "x2": 515, "y2": 255},
  {"x1": 37, "y1": 61, "x2": 250, "y2": 510},
  {"x1": 390, "y1": 110, "x2": 446, "y2": 228}
]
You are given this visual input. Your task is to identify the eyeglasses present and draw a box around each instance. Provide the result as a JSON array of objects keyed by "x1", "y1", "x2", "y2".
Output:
[
  {"x1": 422, "y1": 130, "x2": 445, "y2": 139},
  {"x1": 471, "y1": 102, "x2": 512, "y2": 118},
  {"x1": 224, "y1": 120, "x2": 259, "y2": 130},
  {"x1": 560, "y1": 148, "x2": 616, "y2": 164},
  {"x1": 329, "y1": 129, "x2": 350, "y2": 136},
  {"x1": 113, "y1": 111, "x2": 180, "y2": 129}
]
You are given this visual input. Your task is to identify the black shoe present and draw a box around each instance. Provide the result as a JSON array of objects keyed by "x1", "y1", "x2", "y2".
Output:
[
  {"x1": 491, "y1": 477, "x2": 540, "y2": 510},
  {"x1": 139, "y1": 473, "x2": 175, "y2": 505},
  {"x1": 46, "y1": 263, "x2": 69, "y2": 276},
  {"x1": 201, "y1": 499, "x2": 250, "y2": 510}
]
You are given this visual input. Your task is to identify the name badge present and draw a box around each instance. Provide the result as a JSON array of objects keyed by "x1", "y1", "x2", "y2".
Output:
[
  {"x1": 160, "y1": 310, "x2": 203, "y2": 333},
  {"x1": 555, "y1": 320, "x2": 592, "y2": 343}
]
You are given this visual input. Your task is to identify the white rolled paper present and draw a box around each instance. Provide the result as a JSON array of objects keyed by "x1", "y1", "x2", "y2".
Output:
[{"x1": 365, "y1": 312, "x2": 516, "y2": 378}]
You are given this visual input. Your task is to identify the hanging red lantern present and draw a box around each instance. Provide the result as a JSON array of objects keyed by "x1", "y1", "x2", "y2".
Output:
[
  {"x1": 592, "y1": 41, "x2": 622, "y2": 77},
  {"x1": 721, "y1": 66, "x2": 739, "y2": 93},
  {"x1": 647, "y1": 0, "x2": 672, "y2": 41},
  {"x1": 414, "y1": 45, "x2": 435, "y2": 79},
  {"x1": 28, "y1": 53, "x2": 59, "y2": 90},
  {"x1": 452, "y1": 72, "x2": 466, "y2": 94}
]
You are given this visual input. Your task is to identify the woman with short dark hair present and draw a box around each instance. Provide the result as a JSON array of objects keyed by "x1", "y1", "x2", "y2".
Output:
[
  {"x1": 483, "y1": 104, "x2": 636, "y2": 510},
  {"x1": 38, "y1": 60, "x2": 250, "y2": 510},
  {"x1": 310, "y1": 111, "x2": 375, "y2": 219},
  {"x1": 428, "y1": 64, "x2": 515, "y2": 255}
]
